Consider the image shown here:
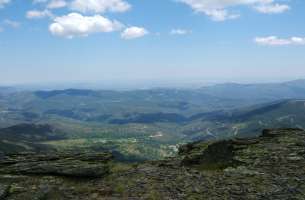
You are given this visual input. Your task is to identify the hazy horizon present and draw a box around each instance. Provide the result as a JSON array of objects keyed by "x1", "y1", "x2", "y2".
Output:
[{"x1": 1, "y1": 77, "x2": 305, "y2": 91}]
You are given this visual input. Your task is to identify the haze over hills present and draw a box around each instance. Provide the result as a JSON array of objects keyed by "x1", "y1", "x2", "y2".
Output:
[
  {"x1": 1, "y1": 79, "x2": 305, "y2": 160},
  {"x1": 199, "y1": 79, "x2": 305, "y2": 101}
]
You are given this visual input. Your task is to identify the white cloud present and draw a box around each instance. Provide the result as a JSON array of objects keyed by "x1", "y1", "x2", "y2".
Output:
[
  {"x1": 49, "y1": 12, "x2": 123, "y2": 38},
  {"x1": 121, "y1": 26, "x2": 148, "y2": 40},
  {"x1": 47, "y1": 0, "x2": 67, "y2": 9},
  {"x1": 0, "y1": 27, "x2": 3, "y2": 32},
  {"x1": 254, "y1": 3, "x2": 290, "y2": 14},
  {"x1": 3, "y1": 19, "x2": 20, "y2": 28},
  {"x1": 70, "y1": 0, "x2": 131, "y2": 13},
  {"x1": 170, "y1": 29, "x2": 192, "y2": 35},
  {"x1": 203, "y1": 9, "x2": 240, "y2": 21},
  {"x1": 0, "y1": 0, "x2": 10, "y2": 8},
  {"x1": 254, "y1": 36, "x2": 305, "y2": 46},
  {"x1": 26, "y1": 10, "x2": 53, "y2": 19},
  {"x1": 178, "y1": 0, "x2": 290, "y2": 21}
]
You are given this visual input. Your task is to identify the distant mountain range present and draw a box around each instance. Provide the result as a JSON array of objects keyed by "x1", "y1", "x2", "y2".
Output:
[
  {"x1": 1, "y1": 79, "x2": 305, "y2": 159},
  {"x1": 199, "y1": 79, "x2": 305, "y2": 101}
]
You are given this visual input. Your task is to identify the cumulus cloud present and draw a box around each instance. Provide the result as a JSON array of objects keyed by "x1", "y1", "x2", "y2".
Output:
[
  {"x1": 121, "y1": 26, "x2": 148, "y2": 40},
  {"x1": 47, "y1": 0, "x2": 67, "y2": 9},
  {"x1": 170, "y1": 29, "x2": 192, "y2": 35},
  {"x1": 254, "y1": 36, "x2": 305, "y2": 46},
  {"x1": 49, "y1": 13, "x2": 123, "y2": 38},
  {"x1": 70, "y1": 0, "x2": 131, "y2": 13},
  {"x1": 0, "y1": 0, "x2": 10, "y2": 8},
  {"x1": 26, "y1": 10, "x2": 53, "y2": 19},
  {"x1": 178, "y1": 0, "x2": 290, "y2": 21}
]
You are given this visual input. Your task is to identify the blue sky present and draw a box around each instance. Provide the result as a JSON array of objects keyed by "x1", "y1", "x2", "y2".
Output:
[{"x1": 0, "y1": 0, "x2": 305, "y2": 86}]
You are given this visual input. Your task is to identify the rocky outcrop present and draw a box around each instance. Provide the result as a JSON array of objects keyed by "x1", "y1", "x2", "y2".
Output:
[
  {"x1": 0, "y1": 128, "x2": 304, "y2": 199},
  {"x1": 0, "y1": 152, "x2": 113, "y2": 178}
]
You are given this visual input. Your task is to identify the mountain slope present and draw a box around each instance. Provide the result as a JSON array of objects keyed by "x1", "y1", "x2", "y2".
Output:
[
  {"x1": 183, "y1": 99, "x2": 305, "y2": 140},
  {"x1": 229, "y1": 99, "x2": 305, "y2": 136},
  {"x1": 0, "y1": 124, "x2": 64, "y2": 154},
  {"x1": 0, "y1": 128, "x2": 304, "y2": 199}
]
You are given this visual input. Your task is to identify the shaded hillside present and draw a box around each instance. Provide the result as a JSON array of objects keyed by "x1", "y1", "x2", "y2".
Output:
[
  {"x1": 0, "y1": 124, "x2": 65, "y2": 141},
  {"x1": 0, "y1": 128, "x2": 304, "y2": 199},
  {"x1": 0, "y1": 124, "x2": 64, "y2": 154},
  {"x1": 233, "y1": 99, "x2": 305, "y2": 122},
  {"x1": 228, "y1": 99, "x2": 305, "y2": 137},
  {"x1": 182, "y1": 99, "x2": 305, "y2": 140}
]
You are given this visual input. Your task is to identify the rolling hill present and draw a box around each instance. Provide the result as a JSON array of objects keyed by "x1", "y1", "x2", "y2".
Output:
[{"x1": 1, "y1": 80, "x2": 305, "y2": 160}]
